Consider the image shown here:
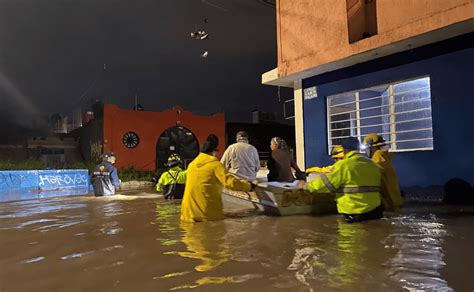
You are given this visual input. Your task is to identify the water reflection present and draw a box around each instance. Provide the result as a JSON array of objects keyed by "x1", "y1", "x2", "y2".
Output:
[
  {"x1": 384, "y1": 214, "x2": 452, "y2": 291},
  {"x1": 154, "y1": 202, "x2": 181, "y2": 246},
  {"x1": 95, "y1": 202, "x2": 123, "y2": 235},
  {"x1": 0, "y1": 199, "x2": 86, "y2": 219},
  {"x1": 101, "y1": 202, "x2": 126, "y2": 217},
  {"x1": 165, "y1": 220, "x2": 264, "y2": 290},
  {"x1": 169, "y1": 274, "x2": 263, "y2": 290},
  {"x1": 287, "y1": 218, "x2": 397, "y2": 290},
  {"x1": 178, "y1": 221, "x2": 230, "y2": 272},
  {"x1": 99, "y1": 220, "x2": 122, "y2": 235},
  {"x1": 0, "y1": 197, "x2": 88, "y2": 232},
  {"x1": 288, "y1": 220, "x2": 370, "y2": 290},
  {"x1": 1, "y1": 195, "x2": 472, "y2": 291},
  {"x1": 328, "y1": 220, "x2": 368, "y2": 288},
  {"x1": 21, "y1": 256, "x2": 45, "y2": 264}
]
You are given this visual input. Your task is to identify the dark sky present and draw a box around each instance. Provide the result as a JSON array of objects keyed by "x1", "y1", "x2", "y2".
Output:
[{"x1": 0, "y1": 0, "x2": 288, "y2": 129}]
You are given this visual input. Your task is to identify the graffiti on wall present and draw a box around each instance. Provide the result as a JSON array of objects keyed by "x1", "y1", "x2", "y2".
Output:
[
  {"x1": 38, "y1": 173, "x2": 88, "y2": 189},
  {"x1": 0, "y1": 172, "x2": 37, "y2": 190},
  {"x1": 0, "y1": 173, "x2": 22, "y2": 188},
  {"x1": 0, "y1": 170, "x2": 90, "y2": 194},
  {"x1": 90, "y1": 140, "x2": 102, "y2": 161}
]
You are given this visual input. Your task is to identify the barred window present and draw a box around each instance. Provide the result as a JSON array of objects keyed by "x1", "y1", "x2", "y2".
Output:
[{"x1": 327, "y1": 77, "x2": 433, "y2": 152}]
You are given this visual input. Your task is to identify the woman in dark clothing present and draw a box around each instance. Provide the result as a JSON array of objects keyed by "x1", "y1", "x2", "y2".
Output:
[{"x1": 267, "y1": 137, "x2": 303, "y2": 182}]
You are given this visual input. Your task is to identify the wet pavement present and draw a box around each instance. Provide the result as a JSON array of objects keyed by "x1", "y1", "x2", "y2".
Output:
[{"x1": 0, "y1": 193, "x2": 473, "y2": 291}]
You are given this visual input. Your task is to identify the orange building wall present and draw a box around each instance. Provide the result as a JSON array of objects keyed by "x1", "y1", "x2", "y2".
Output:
[
  {"x1": 102, "y1": 104, "x2": 225, "y2": 171},
  {"x1": 276, "y1": 0, "x2": 474, "y2": 77}
]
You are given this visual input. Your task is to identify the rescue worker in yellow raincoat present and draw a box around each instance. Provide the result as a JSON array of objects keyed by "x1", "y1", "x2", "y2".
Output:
[
  {"x1": 363, "y1": 133, "x2": 403, "y2": 211},
  {"x1": 156, "y1": 153, "x2": 187, "y2": 199},
  {"x1": 301, "y1": 137, "x2": 383, "y2": 223},
  {"x1": 180, "y1": 134, "x2": 255, "y2": 222},
  {"x1": 306, "y1": 145, "x2": 345, "y2": 174}
]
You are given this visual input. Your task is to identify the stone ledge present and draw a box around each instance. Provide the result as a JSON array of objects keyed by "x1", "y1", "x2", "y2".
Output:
[{"x1": 120, "y1": 181, "x2": 154, "y2": 191}]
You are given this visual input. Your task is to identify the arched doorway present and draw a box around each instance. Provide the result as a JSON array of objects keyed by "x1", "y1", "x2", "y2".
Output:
[{"x1": 156, "y1": 126, "x2": 199, "y2": 169}]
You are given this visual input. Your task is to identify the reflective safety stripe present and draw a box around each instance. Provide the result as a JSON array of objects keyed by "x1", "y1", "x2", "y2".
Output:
[
  {"x1": 93, "y1": 171, "x2": 110, "y2": 176},
  {"x1": 320, "y1": 174, "x2": 337, "y2": 192},
  {"x1": 336, "y1": 186, "x2": 380, "y2": 193},
  {"x1": 319, "y1": 174, "x2": 380, "y2": 194}
]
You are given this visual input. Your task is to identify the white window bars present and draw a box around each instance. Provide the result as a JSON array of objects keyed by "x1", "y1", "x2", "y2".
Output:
[
  {"x1": 284, "y1": 99, "x2": 295, "y2": 119},
  {"x1": 326, "y1": 77, "x2": 434, "y2": 152}
]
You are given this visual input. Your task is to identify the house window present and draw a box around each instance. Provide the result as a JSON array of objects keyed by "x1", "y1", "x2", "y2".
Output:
[
  {"x1": 346, "y1": 0, "x2": 378, "y2": 43},
  {"x1": 327, "y1": 76, "x2": 433, "y2": 152}
]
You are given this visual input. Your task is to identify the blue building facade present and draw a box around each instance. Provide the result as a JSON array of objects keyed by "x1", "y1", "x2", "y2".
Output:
[{"x1": 302, "y1": 34, "x2": 474, "y2": 189}]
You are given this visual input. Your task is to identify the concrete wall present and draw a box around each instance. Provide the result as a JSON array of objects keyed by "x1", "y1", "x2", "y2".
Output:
[
  {"x1": 103, "y1": 104, "x2": 225, "y2": 171},
  {"x1": 0, "y1": 169, "x2": 89, "y2": 202},
  {"x1": 277, "y1": 0, "x2": 473, "y2": 77},
  {"x1": 302, "y1": 46, "x2": 474, "y2": 188}
]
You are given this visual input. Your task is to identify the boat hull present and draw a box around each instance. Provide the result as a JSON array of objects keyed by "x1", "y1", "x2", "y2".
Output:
[{"x1": 222, "y1": 183, "x2": 337, "y2": 216}]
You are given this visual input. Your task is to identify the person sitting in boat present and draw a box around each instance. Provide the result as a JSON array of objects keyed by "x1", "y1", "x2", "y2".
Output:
[
  {"x1": 363, "y1": 133, "x2": 403, "y2": 212},
  {"x1": 156, "y1": 153, "x2": 187, "y2": 200},
  {"x1": 220, "y1": 131, "x2": 260, "y2": 181},
  {"x1": 300, "y1": 137, "x2": 383, "y2": 223},
  {"x1": 181, "y1": 134, "x2": 256, "y2": 222},
  {"x1": 91, "y1": 152, "x2": 121, "y2": 196},
  {"x1": 306, "y1": 145, "x2": 344, "y2": 174},
  {"x1": 267, "y1": 137, "x2": 305, "y2": 182}
]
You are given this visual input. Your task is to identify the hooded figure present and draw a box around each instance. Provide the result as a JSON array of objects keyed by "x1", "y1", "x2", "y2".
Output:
[
  {"x1": 363, "y1": 133, "x2": 403, "y2": 211},
  {"x1": 181, "y1": 134, "x2": 253, "y2": 222}
]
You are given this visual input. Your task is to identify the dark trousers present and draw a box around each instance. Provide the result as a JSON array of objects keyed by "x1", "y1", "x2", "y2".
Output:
[{"x1": 342, "y1": 205, "x2": 383, "y2": 223}]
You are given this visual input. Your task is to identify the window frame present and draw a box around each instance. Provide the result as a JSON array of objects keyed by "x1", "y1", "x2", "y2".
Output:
[{"x1": 326, "y1": 76, "x2": 434, "y2": 153}]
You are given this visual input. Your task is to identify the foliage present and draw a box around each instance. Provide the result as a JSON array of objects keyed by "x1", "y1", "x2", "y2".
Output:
[
  {"x1": 118, "y1": 166, "x2": 156, "y2": 182},
  {"x1": 64, "y1": 161, "x2": 97, "y2": 172},
  {"x1": 0, "y1": 159, "x2": 48, "y2": 170},
  {"x1": 0, "y1": 160, "x2": 156, "y2": 182},
  {"x1": 0, "y1": 160, "x2": 95, "y2": 171}
]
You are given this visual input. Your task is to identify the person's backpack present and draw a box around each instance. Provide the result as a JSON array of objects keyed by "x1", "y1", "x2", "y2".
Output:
[{"x1": 163, "y1": 170, "x2": 185, "y2": 199}]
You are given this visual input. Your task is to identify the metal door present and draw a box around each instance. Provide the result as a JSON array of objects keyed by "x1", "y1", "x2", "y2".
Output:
[{"x1": 156, "y1": 126, "x2": 199, "y2": 169}]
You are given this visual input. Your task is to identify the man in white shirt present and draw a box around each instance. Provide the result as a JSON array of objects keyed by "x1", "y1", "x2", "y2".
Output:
[{"x1": 221, "y1": 131, "x2": 260, "y2": 181}]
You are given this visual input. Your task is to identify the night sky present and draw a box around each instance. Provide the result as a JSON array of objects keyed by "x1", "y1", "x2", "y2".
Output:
[{"x1": 0, "y1": 0, "x2": 286, "y2": 131}]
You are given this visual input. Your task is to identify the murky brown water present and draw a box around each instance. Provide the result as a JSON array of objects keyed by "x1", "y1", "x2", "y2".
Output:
[{"x1": 0, "y1": 193, "x2": 473, "y2": 292}]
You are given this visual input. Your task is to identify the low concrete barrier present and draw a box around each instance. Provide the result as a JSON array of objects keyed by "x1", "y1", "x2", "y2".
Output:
[
  {"x1": 120, "y1": 180, "x2": 154, "y2": 191},
  {"x1": 0, "y1": 169, "x2": 90, "y2": 202}
]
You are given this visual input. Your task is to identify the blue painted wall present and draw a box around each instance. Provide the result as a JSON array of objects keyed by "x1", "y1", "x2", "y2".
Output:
[
  {"x1": 302, "y1": 43, "x2": 474, "y2": 188},
  {"x1": 0, "y1": 169, "x2": 90, "y2": 202}
]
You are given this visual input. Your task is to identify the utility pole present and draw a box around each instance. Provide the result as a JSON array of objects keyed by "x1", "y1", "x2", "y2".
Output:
[{"x1": 102, "y1": 63, "x2": 107, "y2": 103}]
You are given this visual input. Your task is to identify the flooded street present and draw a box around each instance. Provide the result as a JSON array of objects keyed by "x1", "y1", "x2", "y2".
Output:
[{"x1": 1, "y1": 194, "x2": 473, "y2": 291}]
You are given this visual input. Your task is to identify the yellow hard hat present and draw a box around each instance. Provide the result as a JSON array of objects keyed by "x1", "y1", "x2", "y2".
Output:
[
  {"x1": 165, "y1": 153, "x2": 181, "y2": 167},
  {"x1": 168, "y1": 153, "x2": 181, "y2": 162},
  {"x1": 330, "y1": 145, "x2": 344, "y2": 159},
  {"x1": 363, "y1": 133, "x2": 386, "y2": 147}
]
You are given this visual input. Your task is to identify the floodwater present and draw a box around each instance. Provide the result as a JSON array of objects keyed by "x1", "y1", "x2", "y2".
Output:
[{"x1": 0, "y1": 193, "x2": 473, "y2": 292}]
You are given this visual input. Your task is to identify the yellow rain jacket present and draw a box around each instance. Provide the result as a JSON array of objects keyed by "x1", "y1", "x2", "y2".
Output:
[
  {"x1": 372, "y1": 149, "x2": 403, "y2": 211},
  {"x1": 306, "y1": 165, "x2": 334, "y2": 174},
  {"x1": 307, "y1": 151, "x2": 381, "y2": 215},
  {"x1": 306, "y1": 145, "x2": 344, "y2": 174},
  {"x1": 180, "y1": 153, "x2": 251, "y2": 222}
]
